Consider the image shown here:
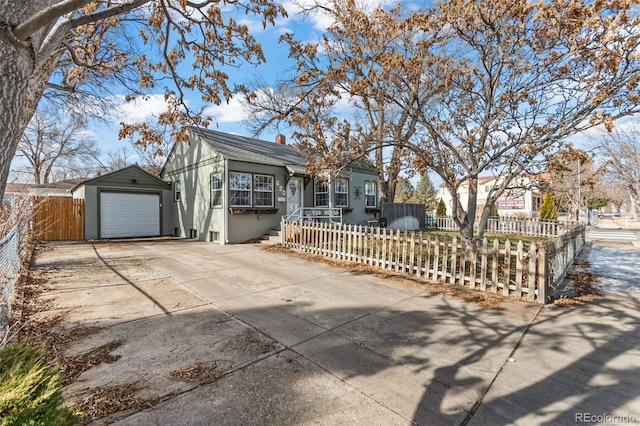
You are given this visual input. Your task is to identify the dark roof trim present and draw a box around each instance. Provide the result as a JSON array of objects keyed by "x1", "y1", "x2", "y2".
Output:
[{"x1": 72, "y1": 165, "x2": 170, "y2": 191}]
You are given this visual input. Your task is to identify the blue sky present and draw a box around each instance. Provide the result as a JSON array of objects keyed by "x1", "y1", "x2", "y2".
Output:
[
  {"x1": 93, "y1": 1, "x2": 347, "y2": 154},
  {"x1": 9, "y1": 1, "x2": 343, "y2": 180},
  {"x1": 10, "y1": 0, "x2": 638, "y2": 185}
]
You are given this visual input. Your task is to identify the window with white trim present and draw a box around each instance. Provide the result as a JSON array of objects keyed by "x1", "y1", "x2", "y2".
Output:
[
  {"x1": 174, "y1": 181, "x2": 181, "y2": 202},
  {"x1": 229, "y1": 172, "x2": 252, "y2": 207},
  {"x1": 314, "y1": 180, "x2": 329, "y2": 206},
  {"x1": 253, "y1": 174, "x2": 274, "y2": 207},
  {"x1": 210, "y1": 173, "x2": 222, "y2": 207},
  {"x1": 365, "y1": 180, "x2": 377, "y2": 208},
  {"x1": 335, "y1": 178, "x2": 349, "y2": 207}
]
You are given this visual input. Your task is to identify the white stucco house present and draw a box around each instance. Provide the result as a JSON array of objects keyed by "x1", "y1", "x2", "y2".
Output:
[{"x1": 438, "y1": 175, "x2": 546, "y2": 217}]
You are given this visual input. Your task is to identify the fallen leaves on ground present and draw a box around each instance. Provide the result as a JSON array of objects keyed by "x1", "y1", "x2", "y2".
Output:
[
  {"x1": 265, "y1": 245, "x2": 507, "y2": 308},
  {"x1": 70, "y1": 383, "x2": 170, "y2": 422},
  {"x1": 170, "y1": 362, "x2": 224, "y2": 384},
  {"x1": 553, "y1": 271, "x2": 602, "y2": 307}
]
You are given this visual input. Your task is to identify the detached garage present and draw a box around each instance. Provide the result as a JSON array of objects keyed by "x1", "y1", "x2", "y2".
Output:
[{"x1": 72, "y1": 165, "x2": 173, "y2": 239}]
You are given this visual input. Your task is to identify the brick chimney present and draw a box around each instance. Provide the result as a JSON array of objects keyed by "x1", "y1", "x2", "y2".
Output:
[{"x1": 275, "y1": 134, "x2": 286, "y2": 145}]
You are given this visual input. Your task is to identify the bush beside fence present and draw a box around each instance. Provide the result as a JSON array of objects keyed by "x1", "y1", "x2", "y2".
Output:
[{"x1": 281, "y1": 219, "x2": 585, "y2": 304}]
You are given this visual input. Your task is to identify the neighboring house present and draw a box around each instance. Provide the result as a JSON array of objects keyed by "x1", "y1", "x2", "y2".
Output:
[
  {"x1": 161, "y1": 128, "x2": 380, "y2": 244},
  {"x1": 3, "y1": 183, "x2": 33, "y2": 206},
  {"x1": 72, "y1": 165, "x2": 173, "y2": 239},
  {"x1": 29, "y1": 178, "x2": 86, "y2": 197},
  {"x1": 438, "y1": 175, "x2": 546, "y2": 217}
]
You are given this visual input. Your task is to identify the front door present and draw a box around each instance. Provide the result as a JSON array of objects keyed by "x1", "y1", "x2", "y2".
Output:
[{"x1": 287, "y1": 178, "x2": 302, "y2": 215}]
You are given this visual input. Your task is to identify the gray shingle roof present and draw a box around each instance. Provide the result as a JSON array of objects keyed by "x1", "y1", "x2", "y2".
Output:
[{"x1": 192, "y1": 128, "x2": 307, "y2": 170}]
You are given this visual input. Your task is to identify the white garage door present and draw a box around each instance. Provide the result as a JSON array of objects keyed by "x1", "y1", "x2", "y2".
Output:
[{"x1": 100, "y1": 192, "x2": 160, "y2": 238}]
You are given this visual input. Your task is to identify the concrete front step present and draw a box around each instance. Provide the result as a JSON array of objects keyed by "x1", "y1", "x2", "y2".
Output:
[{"x1": 260, "y1": 230, "x2": 282, "y2": 245}]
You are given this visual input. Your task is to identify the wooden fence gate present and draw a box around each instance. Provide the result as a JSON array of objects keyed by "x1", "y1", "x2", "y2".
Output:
[{"x1": 33, "y1": 197, "x2": 84, "y2": 241}]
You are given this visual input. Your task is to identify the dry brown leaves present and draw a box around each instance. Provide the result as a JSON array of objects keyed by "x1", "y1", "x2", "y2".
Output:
[
  {"x1": 264, "y1": 245, "x2": 506, "y2": 309},
  {"x1": 170, "y1": 361, "x2": 224, "y2": 384},
  {"x1": 60, "y1": 341, "x2": 123, "y2": 385},
  {"x1": 222, "y1": 328, "x2": 278, "y2": 355},
  {"x1": 17, "y1": 264, "x2": 131, "y2": 421},
  {"x1": 553, "y1": 269, "x2": 602, "y2": 307},
  {"x1": 70, "y1": 384, "x2": 170, "y2": 422}
]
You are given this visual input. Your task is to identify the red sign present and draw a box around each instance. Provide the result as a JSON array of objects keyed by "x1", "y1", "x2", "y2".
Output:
[{"x1": 497, "y1": 194, "x2": 525, "y2": 210}]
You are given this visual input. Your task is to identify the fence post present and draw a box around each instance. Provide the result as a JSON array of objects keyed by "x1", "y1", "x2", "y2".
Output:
[
  {"x1": 417, "y1": 232, "x2": 424, "y2": 277},
  {"x1": 480, "y1": 238, "x2": 488, "y2": 291},
  {"x1": 440, "y1": 235, "x2": 449, "y2": 282},
  {"x1": 457, "y1": 239, "x2": 466, "y2": 287},
  {"x1": 450, "y1": 236, "x2": 457, "y2": 285},
  {"x1": 515, "y1": 240, "x2": 524, "y2": 297},
  {"x1": 537, "y1": 242, "x2": 548, "y2": 304},
  {"x1": 528, "y1": 243, "x2": 537, "y2": 302},
  {"x1": 503, "y1": 240, "x2": 511, "y2": 296},
  {"x1": 491, "y1": 239, "x2": 499, "y2": 293},
  {"x1": 469, "y1": 240, "x2": 477, "y2": 289}
]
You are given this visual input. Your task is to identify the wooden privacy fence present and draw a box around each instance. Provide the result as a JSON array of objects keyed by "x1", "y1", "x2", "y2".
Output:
[
  {"x1": 33, "y1": 197, "x2": 84, "y2": 241},
  {"x1": 281, "y1": 219, "x2": 585, "y2": 304}
]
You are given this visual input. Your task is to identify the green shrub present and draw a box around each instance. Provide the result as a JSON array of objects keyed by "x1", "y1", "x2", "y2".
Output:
[
  {"x1": 436, "y1": 199, "x2": 447, "y2": 216},
  {"x1": 539, "y1": 192, "x2": 558, "y2": 220},
  {"x1": 0, "y1": 344, "x2": 80, "y2": 426}
]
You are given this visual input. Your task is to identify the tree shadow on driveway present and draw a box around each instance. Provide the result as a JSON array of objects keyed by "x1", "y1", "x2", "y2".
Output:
[{"x1": 24, "y1": 240, "x2": 640, "y2": 425}]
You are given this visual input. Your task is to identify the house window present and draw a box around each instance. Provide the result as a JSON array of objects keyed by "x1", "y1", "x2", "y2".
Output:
[
  {"x1": 485, "y1": 185, "x2": 492, "y2": 193},
  {"x1": 174, "y1": 181, "x2": 181, "y2": 202},
  {"x1": 210, "y1": 173, "x2": 222, "y2": 207},
  {"x1": 335, "y1": 178, "x2": 349, "y2": 207},
  {"x1": 254, "y1": 174, "x2": 274, "y2": 207},
  {"x1": 229, "y1": 172, "x2": 252, "y2": 207},
  {"x1": 365, "y1": 181, "x2": 377, "y2": 208},
  {"x1": 315, "y1": 180, "x2": 329, "y2": 207}
]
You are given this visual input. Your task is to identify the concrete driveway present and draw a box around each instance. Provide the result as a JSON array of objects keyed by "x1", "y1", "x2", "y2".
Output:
[{"x1": 28, "y1": 240, "x2": 639, "y2": 425}]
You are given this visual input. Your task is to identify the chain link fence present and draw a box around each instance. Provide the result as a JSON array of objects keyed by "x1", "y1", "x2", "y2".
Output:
[{"x1": 1, "y1": 226, "x2": 20, "y2": 348}]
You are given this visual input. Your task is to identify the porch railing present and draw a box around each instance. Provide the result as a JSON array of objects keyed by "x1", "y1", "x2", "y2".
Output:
[{"x1": 284, "y1": 207, "x2": 343, "y2": 224}]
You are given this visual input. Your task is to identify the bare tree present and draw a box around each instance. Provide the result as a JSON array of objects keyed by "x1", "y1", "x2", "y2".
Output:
[
  {"x1": 131, "y1": 133, "x2": 174, "y2": 177},
  {"x1": 404, "y1": 0, "x2": 640, "y2": 240},
  {"x1": 595, "y1": 126, "x2": 640, "y2": 219},
  {"x1": 245, "y1": 0, "x2": 640, "y2": 241},
  {"x1": 0, "y1": 0, "x2": 286, "y2": 200},
  {"x1": 16, "y1": 108, "x2": 99, "y2": 184},
  {"x1": 393, "y1": 177, "x2": 414, "y2": 203},
  {"x1": 244, "y1": 1, "x2": 442, "y2": 202},
  {"x1": 546, "y1": 147, "x2": 605, "y2": 215}
]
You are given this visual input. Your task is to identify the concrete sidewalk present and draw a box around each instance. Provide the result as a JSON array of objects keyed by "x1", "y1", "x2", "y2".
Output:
[
  {"x1": 28, "y1": 240, "x2": 640, "y2": 425},
  {"x1": 470, "y1": 243, "x2": 640, "y2": 425}
]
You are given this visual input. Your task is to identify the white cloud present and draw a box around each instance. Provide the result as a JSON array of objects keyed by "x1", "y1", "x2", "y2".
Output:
[
  {"x1": 282, "y1": 0, "x2": 400, "y2": 30},
  {"x1": 110, "y1": 94, "x2": 172, "y2": 124},
  {"x1": 203, "y1": 97, "x2": 246, "y2": 123}
]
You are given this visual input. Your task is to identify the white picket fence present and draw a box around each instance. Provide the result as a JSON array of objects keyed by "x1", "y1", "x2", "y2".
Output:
[
  {"x1": 434, "y1": 217, "x2": 575, "y2": 238},
  {"x1": 281, "y1": 219, "x2": 585, "y2": 304}
]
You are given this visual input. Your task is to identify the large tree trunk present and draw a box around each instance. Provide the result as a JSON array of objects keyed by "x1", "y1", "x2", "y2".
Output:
[
  {"x1": 0, "y1": 40, "x2": 35, "y2": 199},
  {"x1": 0, "y1": 1, "x2": 62, "y2": 200}
]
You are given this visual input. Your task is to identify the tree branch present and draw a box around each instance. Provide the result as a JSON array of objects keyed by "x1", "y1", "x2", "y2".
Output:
[{"x1": 12, "y1": 0, "x2": 94, "y2": 40}]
